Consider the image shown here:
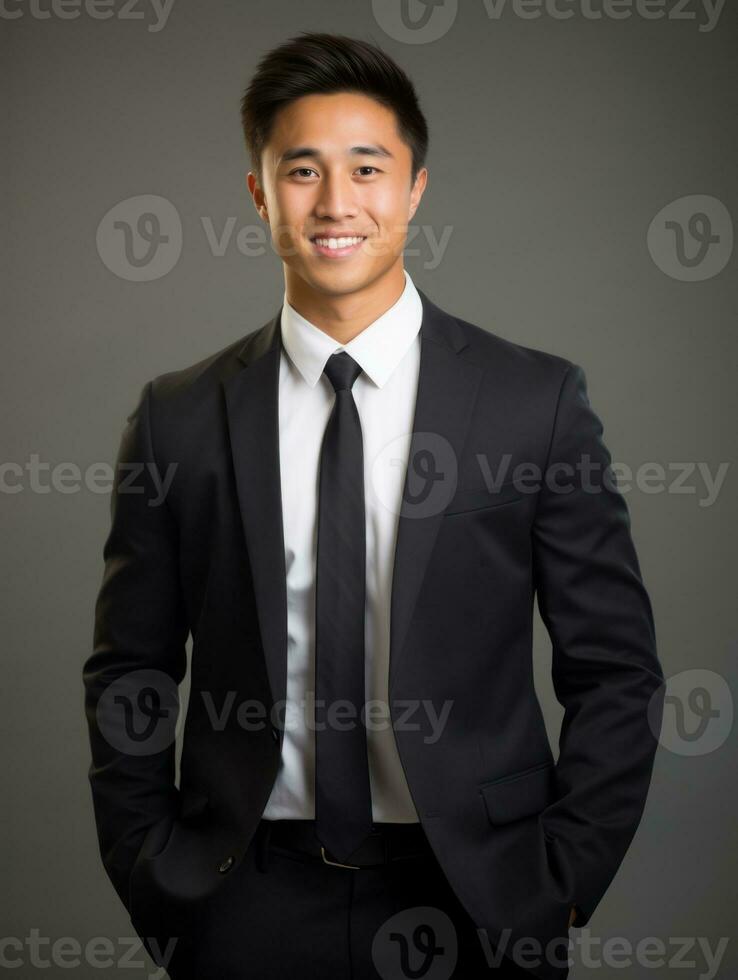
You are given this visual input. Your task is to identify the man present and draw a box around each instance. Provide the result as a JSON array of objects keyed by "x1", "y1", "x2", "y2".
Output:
[{"x1": 83, "y1": 31, "x2": 666, "y2": 980}]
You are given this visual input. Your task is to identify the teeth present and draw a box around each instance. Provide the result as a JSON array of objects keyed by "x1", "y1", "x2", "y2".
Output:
[{"x1": 313, "y1": 236, "x2": 365, "y2": 249}]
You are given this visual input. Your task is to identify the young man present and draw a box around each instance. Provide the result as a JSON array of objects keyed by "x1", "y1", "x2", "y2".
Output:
[{"x1": 83, "y1": 31, "x2": 666, "y2": 980}]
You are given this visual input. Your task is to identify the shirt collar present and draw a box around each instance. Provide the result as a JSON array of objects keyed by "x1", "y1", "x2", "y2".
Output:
[{"x1": 280, "y1": 269, "x2": 423, "y2": 389}]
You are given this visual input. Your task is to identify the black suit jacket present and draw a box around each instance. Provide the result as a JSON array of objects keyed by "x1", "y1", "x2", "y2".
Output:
[{"x1": 83, "y1": 288, "x2": 666, "y2": 980}]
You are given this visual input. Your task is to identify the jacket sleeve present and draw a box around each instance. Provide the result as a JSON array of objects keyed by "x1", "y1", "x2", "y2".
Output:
[
  {"x1": 533, "y1": 362, "x2": 666, "y2": 927},
  {"x1": 82, "y1": 379, "x2": 188, "y2": 911}
]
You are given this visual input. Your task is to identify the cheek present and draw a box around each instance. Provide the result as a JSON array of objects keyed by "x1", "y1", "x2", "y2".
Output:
[
  {"x1": 272, "y1": 191, "x2": 308, "y2": 230},
  {"x1": 370, "y1": 187, "x2": 411, "y2": 238}
]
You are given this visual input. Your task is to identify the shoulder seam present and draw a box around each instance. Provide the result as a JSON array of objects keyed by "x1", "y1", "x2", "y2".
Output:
[{"x1": 533, "y1": 360, "x2": 578, "y2": 522}]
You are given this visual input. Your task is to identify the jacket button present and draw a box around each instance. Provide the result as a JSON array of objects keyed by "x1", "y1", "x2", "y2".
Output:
[{"x1": 218, "y1": 855, "x2": 234, "y2": 874}]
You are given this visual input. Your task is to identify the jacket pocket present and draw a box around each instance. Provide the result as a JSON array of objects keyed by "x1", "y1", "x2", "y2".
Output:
[
  {"x1": 479, "y1": 760, "x2": 556, "y2": 824},
  {"x1": 444, "y1": 480, "x2": 524, "y2": 516},
  {"x1": 127, "y1": 813, "x2": 178, "y2": 926}
]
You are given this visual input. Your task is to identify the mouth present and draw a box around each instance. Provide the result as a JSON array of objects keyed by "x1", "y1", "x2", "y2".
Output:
[{"x1": 308, "y1": 234, "x2": 367, "y2": 259}]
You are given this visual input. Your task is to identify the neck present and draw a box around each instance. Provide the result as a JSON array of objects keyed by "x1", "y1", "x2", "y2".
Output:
[{"x1": 284, "y1": 262, "x2": 406, "y2": 346}]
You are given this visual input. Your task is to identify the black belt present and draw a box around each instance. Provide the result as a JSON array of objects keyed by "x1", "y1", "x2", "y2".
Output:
[{"x1": 257, "y1": 818, "x2": 432, "y2": 869}]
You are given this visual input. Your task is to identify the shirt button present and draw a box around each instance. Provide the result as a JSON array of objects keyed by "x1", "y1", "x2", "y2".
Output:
[{"x1": 218, "y1": 855, "x2": 235, "y2": 874}]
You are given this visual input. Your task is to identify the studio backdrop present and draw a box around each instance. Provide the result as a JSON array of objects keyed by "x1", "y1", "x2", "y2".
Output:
[{"x1": 3, "y1": 2, "x2": 736, "y2": 978}]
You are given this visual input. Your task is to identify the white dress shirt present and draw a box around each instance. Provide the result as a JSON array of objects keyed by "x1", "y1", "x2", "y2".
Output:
[{"x1": 262, "y1": 269, "x2": 423, "y2": 823}]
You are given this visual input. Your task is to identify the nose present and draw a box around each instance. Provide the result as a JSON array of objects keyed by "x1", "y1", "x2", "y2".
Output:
[{"x1": 314, "y1": 170, "x2": 360, "y2": 221}]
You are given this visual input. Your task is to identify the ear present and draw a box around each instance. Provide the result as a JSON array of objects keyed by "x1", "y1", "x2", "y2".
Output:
[
  {"x1": 247, "y1": 171, "x2": 269, "y2": 222},
  {"x1": 408, "y1": 167, "x2": 428, "y2": 220}
]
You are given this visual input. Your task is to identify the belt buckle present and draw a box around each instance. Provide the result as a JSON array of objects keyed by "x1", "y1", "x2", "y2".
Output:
[
  {"x1": 320, "y1": 846, "x2": 362, "y2": 870},
  {"x1": 320, "y1": 831, "x2": 389, "y2": 869}
]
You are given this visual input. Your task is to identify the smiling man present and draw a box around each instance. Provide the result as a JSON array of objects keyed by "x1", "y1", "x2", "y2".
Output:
[
  {"x1": 245, "y1": 69, "x2": 427, "y2": 344},
  {"x1": 83, "y1": 30, "x2": 665, "y2": 980}
]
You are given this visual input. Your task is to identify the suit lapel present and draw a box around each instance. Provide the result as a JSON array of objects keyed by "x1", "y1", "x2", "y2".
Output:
[
  {"x1": 387, "y1": 293, "x2": 483, "y2": 686},
  {"x1": 222, "y1": 289, "x2": 483, "y2": 710},
  {"x1": 222, "y1": 313, "x2": 287, "y2": 712}
]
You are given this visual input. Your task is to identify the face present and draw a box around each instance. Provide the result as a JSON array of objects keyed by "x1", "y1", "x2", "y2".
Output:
[{"x1": 247, "y1": 91, "x2": 427, "y2": 299}]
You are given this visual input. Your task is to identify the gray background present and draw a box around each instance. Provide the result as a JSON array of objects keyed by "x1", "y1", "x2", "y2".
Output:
[{"x1": 3, "y1": 1, "x2": 736, "y2": 976}]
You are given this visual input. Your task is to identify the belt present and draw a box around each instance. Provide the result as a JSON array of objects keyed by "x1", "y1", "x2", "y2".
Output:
[{"x1": 257, "y1": 818, "x2": 432, "y2": 870}]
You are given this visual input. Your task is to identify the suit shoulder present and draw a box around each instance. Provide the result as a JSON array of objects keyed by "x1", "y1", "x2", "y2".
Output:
[
  {"x1": 137, "y1": 324, "x2": 267, "y2": 411},
  {"x1": 454, "y1": 315, "x2": 579, "y2": 387}
]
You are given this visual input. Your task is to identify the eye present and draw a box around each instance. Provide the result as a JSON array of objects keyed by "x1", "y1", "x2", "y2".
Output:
[{"x1": 288, "y1": 166, "x2": 380, "y2": 179}]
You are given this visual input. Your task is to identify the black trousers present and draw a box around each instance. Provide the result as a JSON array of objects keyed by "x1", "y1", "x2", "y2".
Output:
[{"x1": 162, "y1": 820, "x2": 532, "y2": 979}]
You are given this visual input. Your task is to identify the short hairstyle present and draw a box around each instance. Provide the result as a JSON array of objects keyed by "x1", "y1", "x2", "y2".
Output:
[{"x1": 240, "y1": 31, "x2": 429, "y2": 186}]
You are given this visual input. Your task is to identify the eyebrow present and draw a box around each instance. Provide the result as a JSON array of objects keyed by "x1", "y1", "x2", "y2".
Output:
[{"x1": 279, "y1": 144, "x2": 394, "y2": 164}]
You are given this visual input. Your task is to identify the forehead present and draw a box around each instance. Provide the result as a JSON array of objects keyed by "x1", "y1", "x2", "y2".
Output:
[{"x1": 266, "y1": 91, "x2": 405, "y2": 157}]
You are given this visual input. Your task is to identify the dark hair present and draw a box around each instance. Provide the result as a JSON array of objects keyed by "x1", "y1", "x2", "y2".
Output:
[{"x1": 241, "y1": 32, "x2": 429, "y2": 185}]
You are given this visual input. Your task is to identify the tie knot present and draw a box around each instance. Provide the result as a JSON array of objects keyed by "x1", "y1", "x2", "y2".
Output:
[{"x1": 323, "y1": 351, "x2": 363, "y2": 392}]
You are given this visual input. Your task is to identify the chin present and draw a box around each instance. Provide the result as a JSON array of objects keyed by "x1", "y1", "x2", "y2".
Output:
[{"x1": 306, "y1": 265, "x2": 374, "y2": 294}]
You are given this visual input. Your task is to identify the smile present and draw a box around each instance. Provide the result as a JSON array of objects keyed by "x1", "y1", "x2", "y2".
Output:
[{"x1": 310, "y1": 236, "x2": 367, "y2": 258}]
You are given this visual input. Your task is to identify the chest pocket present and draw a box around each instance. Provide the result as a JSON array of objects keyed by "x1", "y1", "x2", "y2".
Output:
[{"x1": 444, "y1": 479, "x2": 523, "y2": 517}]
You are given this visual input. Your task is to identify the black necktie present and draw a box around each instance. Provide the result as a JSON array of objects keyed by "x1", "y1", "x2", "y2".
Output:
[{"x1": 314, "y1": 351, "x2": 374, "y2": 863}]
